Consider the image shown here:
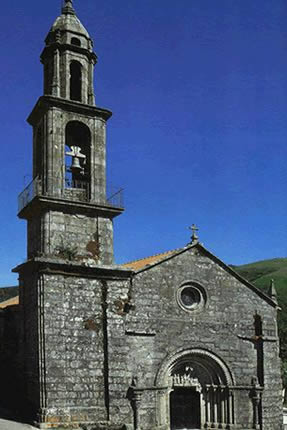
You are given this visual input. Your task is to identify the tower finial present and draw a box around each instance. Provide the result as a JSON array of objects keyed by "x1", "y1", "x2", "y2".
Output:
[{"x1": 62, "y1": 0, "x2": 76, "y2": 15}]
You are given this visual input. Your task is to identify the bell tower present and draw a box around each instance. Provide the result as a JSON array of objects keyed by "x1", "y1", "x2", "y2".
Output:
[
  {"x1": 13, "y1": 2, "x2": 130, "y2": 427},
  {"x1": 18, "y1": 0, "x2": 123, "y2": 265}
]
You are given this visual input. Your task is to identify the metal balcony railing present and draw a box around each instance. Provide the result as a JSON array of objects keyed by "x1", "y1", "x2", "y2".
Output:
[
  {"x1": 18, "y1": 176, "x2": 124, "y2": 213},
  {"x1": 106, "y1": 186, "x2": 124, "y2": 209},
  {"x1": 65, "y1": 178, "x2": 89, "y2": 190},
  {"x1": 18, "y1": 177, "x2": 41, "y2": 213}
]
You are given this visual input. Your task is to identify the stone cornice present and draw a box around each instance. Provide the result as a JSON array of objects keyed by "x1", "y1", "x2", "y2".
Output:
[
  {"x1": 40, "y1": 43, "x2": 97, "y2": 64},
  {"x1": 18, "y1": 194, "x2": 124, "y2": 220},
  {"x1": 27, "y1": 95, "x2": 112, "y2": 126},
  {"x1": 13, "y1": 257, "x2": 133, "y2": 280}
]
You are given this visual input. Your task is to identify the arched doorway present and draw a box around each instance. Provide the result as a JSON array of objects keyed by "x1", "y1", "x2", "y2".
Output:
[{"x1": 156, "y1": 348, "x2": 235, "y2": 429}]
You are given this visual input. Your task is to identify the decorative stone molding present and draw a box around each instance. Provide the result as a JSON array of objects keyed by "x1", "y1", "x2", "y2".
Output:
[
  {"x1": 155, "y1": 347, "x2": 235, "y2": 387},
  {"x1": 176, "y1": 281, "x2": 207, "y2": 313}
]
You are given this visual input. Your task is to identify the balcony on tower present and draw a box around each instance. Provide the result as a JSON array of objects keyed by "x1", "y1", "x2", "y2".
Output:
[{"x1": 18, "y1": 176, "x2": 124, "y2": 218}]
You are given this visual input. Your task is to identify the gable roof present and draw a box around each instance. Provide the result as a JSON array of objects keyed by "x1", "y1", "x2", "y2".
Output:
[{"x1": 122, "y1": 241, "x2": 278, "y2": 308}]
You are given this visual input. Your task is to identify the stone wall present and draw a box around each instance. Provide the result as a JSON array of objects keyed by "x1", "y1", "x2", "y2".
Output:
[
  {"x1": 28, "y1": 210, "x2": 114, "y2": 265},
  {"x1": 16, "y1": 261, "x2": 131, "y2": 428},
  {"x1": 20, "y1": 274, "x2": 41, "y2": 420},
  {"x1": 13, "y1": 244, "x2": 282, "y2": 429},
  {"x1": 0, "y1": 304, "x2": 22, "y2": 418},
  {"x1": 105, "y1": 245, "x2": 282, "y2": 429}
]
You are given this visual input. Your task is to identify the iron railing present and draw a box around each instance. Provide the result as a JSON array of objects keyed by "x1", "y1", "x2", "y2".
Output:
[
  {"x1": 106, "y1": 186, "x2": 124, "y2": 209},
  {"x1": 65, "y1": 178, "x2": 89, "y2": 190},
  {"x1": 18, "y1": 177, "x2": 41, "y2": 213},
  {"x1": 18, "y1": 176, "x2": 124, "y2": 212}
]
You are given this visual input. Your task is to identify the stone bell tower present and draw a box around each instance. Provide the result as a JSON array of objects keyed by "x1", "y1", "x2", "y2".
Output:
[
  {"x1": 14, "y1": 1, "x2": 130, "y2": 427},
  {"x1": 18, "y1": 0, "x2": 123, "y2": 265}
]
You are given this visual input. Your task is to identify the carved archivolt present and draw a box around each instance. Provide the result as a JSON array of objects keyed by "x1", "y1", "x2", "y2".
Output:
[{"x1": 155, "y1": 347, "x2": 235, "y2": 387}]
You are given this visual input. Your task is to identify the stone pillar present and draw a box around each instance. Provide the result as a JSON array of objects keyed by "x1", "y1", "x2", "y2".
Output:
[
  {"x1": 213, "y1": 385, "x2": 218, "y2": 428},
  {"x1": 226, "y1": 389, "x2": 234, "y2": 429},
  {"x1": 220, "y1": 386, "x2": 226, "y2": 429},
  {"x1": 63, "y1": 51, "x2": 69, "y2": 99},
  {"x1": 210, "y1": 385, "x2": 215, "y2": 428},
  {"x1": 130, "y1": 389, "x2": 142, "y2": 430},
  {"x1": 205, "y1": 386, "x2": 211, "y2": 428},
  {"x1": 52, "y1": 49, "x2": 60, "y2": 97},
  {"x1": 251, "y1": 384, "x2": 261, "y2": 430},
  {"x1": 156, "y1": 387, "x2": 169, "y2": 428},
  {"x1": 88, "y1": 59, "x2": 95, "y2": 105}
]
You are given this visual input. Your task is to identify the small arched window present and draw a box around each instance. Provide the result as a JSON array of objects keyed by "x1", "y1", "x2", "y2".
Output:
[
  {"x1": 70, "y1": 61, "x2": 82, "y2": 102},
  {"x1": 71, "y1": 37, "x2": 81, "y2": 47}
]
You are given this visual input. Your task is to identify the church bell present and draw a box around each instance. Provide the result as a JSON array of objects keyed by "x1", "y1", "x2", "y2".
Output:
[{"x1": 70, "y1": 155, "x2": 84, "y2": 174}]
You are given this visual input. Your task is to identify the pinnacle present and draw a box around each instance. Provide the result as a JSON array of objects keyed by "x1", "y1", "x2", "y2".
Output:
[
  {"x1": 268, "y1": 279, "x2": 278, "y2": 304},
  {"x1": 62, "y1": 0, "x2": 76, "y2": 15}
]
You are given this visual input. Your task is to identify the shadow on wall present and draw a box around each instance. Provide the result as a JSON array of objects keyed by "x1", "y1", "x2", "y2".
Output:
[{"x1": 0, "y1": 306, "x2": 26, "y2": 423}]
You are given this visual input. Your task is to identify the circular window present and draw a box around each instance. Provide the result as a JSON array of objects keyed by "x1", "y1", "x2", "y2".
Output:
[
  {"x1": 177, "y1": 283, "x2": 206, "y2": 312},
  {"x1": 181, "y1": 287, "x2": 201, "y2": 308}
]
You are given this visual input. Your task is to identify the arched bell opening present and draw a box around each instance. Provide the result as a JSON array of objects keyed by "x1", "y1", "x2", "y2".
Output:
[
  {"x1": 156, "y1": 349, "x2": 235, "y2": 430},
  {"x1": 70, "y1": 61, "x2": 82, "y2": 102},
  {"x1": 65, "y1": 121, "x2": 91, "y2": 200}
]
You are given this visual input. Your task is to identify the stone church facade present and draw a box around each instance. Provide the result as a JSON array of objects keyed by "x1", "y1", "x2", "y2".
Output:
[{"x1": 0, "y1": 1, "x2": 283, "y2": 429}]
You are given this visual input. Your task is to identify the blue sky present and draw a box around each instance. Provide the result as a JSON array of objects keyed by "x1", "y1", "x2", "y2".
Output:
[{"x1": 0, "y1": 0, "x2": 287, "y2": 286}]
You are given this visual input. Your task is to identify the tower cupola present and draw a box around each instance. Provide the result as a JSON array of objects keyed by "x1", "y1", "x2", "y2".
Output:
[{"x1": 41, "y1": 0, "x2": 96, "y2": 104}]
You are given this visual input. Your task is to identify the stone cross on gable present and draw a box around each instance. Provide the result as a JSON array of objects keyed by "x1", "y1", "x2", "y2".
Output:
[{"x1": 189, "y1": 224, "x2": 199, "y2": 243}]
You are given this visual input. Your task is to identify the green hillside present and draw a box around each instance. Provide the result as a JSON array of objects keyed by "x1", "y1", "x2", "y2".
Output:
[
  {"x1": 232, "y1": 257, "x2": 287, "y2": 307},
  {"x1": 232, "y1": 257, "x2": 287, "y2": 290},
  {"x1": 233, "y1": 257, "x2": 287, "y2": 385}
]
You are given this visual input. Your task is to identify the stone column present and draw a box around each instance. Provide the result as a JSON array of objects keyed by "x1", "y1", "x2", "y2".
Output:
[
  {"x1": 213, "y1": 385, "x2": 218, "y2": 428},
  {"x1": 131, "y1": 390, "x2": 142, "y2": 430},
  {"x1": 52, "y1": 49, "x2": 60, "y2": 97},
  {"x1": 251, "y1": 390, "x2": 261, "y2": 429},
  {"x1": 220, "y1": 386, "x2": 226, "y2": 429},
  {"x1": 205, "y1": 386, "x2": 211, "y2": 428},
  {"x1": 156, "y1": 387, "x2": 169, "y2": 428},
  {"x1": 226, "y1": 389, "x2": 234, "y2": 429},
  {"x1": 88, "y1": 59, "x2": 95, "y2": 105}
]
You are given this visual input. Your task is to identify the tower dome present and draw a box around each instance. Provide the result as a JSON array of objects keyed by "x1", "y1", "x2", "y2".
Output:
[
  {"x1": 40, "y1": 0, "x2": 97, "y2": 103},
  {"x1": 45, "y1": 0, "x2": 92, "y2": 49}
]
